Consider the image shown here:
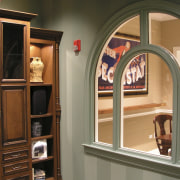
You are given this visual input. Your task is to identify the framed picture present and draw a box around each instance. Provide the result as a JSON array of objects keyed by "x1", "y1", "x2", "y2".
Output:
[
  {"x1": 98, "y1": 33, "x2": 148, "y2": 96},
  {"x1": 32, "y1": 139, "x2": 47, "y2": 159}
]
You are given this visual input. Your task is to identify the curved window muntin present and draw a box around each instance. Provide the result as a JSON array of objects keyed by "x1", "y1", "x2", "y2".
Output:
[
  {"x1": 95, "y1": 45, "x2": 179, "y2": 158},
  {"x1": 113, "y1": 44, "x2": 180, "y2": 161}
]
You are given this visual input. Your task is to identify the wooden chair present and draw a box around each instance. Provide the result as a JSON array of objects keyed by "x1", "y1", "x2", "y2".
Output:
[{"x1": 153, "y1": 114, "x2": 172, "y2": 155}]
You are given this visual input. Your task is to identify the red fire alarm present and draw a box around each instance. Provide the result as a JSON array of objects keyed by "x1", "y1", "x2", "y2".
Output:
[{"x1": 73, "y1": 40, "x2": 81, "y2": 52}]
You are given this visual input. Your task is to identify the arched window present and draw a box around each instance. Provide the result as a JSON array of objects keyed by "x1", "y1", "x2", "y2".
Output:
[{"x1": 84, "y1": 1, "x2": 180, "y2": 177}]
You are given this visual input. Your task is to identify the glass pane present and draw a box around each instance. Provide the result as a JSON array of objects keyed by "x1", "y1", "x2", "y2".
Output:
[
  {"x1": 96, "y1": 15, "x2": 140, "y2": 144},
  {"x1": 118, "y1": 15, "x2": 140, "y2": 37},
  {"x1": 122, "y1": 53, "x2": 173, "y2": 157},
  {"x1": 3, "y1": 23, "x2": 24, "y2": 79},
  {"x1": 149, "y1": 13, "x2": 179, "y2": 51}
]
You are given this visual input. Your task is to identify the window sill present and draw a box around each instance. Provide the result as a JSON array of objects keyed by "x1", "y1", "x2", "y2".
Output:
[{"x1": 83, "y1": 143, "x2": 180, "y2": 178}]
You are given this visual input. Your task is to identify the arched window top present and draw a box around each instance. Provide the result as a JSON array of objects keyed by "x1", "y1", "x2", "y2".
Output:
[{"x1": 86, "y1": 1, "x2": 180, "y2": 69}]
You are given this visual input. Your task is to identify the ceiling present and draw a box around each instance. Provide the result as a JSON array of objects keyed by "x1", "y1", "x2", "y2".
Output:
[{"x1": 150, "y1": 13, "x2": 177, "y2": 21}]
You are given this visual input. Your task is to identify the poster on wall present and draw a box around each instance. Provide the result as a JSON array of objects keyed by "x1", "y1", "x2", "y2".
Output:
[{"x1": 97, "y1": 33, "x2": 148, "y2": 96}]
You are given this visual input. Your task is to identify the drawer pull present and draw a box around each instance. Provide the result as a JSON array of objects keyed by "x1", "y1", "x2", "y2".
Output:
[
  {"x1": 11, "y1": 153, "x2": 21, "y2": 157},
  {"x1": 12, "y1": 166, "x2": 21, "y2": 170}
]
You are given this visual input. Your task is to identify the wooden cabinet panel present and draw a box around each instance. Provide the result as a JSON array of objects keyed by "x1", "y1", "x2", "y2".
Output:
[
  {"x1": 2, "y1": 172, "x2": 30, "y2": 180},
  {"x1": 5, "y1": 176, "x2": 30, "y2": 180},
  {"x1": 1, "y1": 86, "x2": 28, "y2": 148}
]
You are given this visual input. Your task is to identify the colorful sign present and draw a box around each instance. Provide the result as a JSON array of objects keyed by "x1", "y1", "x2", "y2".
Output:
[{"x1": 97, "y1": 35, "x2": 148, "y2": 95}]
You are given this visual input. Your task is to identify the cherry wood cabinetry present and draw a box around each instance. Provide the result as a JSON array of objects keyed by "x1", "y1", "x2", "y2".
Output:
[
  {"x1": 0, "y1": 8, "x2": 63, "y2": 180},
  {"x1": 0, "y1": 8, "x2": 36, "y2": 180},
  {"x1": 30, "y1": 28, "x2": 63, "y2": 180}
]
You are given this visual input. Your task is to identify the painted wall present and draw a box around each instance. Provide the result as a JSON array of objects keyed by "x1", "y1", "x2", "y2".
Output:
[
  {"x1": 0, "y1": 0, "x2": 42, "y2": 27},
  {"x1": 0, "y1": 1, "x2": 179, "y2": 180}
]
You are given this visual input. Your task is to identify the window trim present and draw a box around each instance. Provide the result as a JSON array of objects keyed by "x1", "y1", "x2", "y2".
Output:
[{"x1": 83, "y1": 0, "x2": 180, "y2": 178}]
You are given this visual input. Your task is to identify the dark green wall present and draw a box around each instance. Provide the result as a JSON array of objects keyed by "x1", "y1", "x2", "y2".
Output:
[
  {"x1": 0, "y1": 0, "x2": 42, "y2": 27},
  {"x1": 0, "y1": 1, "x2": 180, "y2": 180}
]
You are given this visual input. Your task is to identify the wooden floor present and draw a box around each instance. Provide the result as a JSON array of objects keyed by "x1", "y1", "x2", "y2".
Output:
[{"x1": 98, "y1": 113, "x2": 158, "y2": 152}]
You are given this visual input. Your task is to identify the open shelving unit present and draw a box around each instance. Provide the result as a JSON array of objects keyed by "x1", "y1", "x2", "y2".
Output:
[{"x1": 30, "y1": 27, "x2": 63, "y2": 180}]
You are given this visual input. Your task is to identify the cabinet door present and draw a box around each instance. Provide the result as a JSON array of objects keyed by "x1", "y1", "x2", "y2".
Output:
[
  {"x1": 2, "y1": 22, "x2": 25, "y2": 80},
  {"x1": 2, "y1": 172, "x2": 30, "y2": 180},
  {"x1": 1, "y1": 86, "x2": 28, "y2": 148},
  {"x1": 5, "y1": 176, "x2": 29, "y2": 180}
]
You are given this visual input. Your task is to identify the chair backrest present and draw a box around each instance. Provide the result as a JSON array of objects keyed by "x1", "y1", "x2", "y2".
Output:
[{"x1": 153, "y1": 114, "x2": 172, "y2": 137}]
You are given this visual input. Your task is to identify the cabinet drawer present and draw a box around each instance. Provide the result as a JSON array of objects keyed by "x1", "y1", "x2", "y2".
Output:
[
  {"x1": 3, "y1": 160, "x2": 29, "y2": 176},
  {"x1": 3, "y1": 174, "x2": 30, "y2": 180},
  {"x1": 5, "y1": 176, "x2": 30, "y2": 180},
  {"x1": 2, "y1": 149, "x2": 29, "y2": 162}
]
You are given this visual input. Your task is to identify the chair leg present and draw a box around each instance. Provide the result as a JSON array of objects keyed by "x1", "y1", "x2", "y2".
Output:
[{"x1": 160, "y1": 147, "x2": 169, "y2": 155}]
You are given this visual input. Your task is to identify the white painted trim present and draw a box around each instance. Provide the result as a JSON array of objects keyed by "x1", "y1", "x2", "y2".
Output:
[
  {"x1": 124, "y1": 109, "x2": 173, "y2": 119},
  {"x1": 99, "y1": 117, "x2": 113, "y2": 123}
]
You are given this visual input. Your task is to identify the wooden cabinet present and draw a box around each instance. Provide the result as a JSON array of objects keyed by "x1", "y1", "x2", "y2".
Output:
[
  {"x1": 0, "y1": 8, "x2": 63, "y2": 180},
  {"x1": 0, "y1": 8, "x2": 36, "y2": 180},
  {"x1": 30, "y1": 28, "x2": 63, "y2": 180}
]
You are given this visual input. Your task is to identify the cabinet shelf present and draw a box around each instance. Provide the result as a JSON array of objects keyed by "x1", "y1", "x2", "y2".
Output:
[
  {"x1": 30, "y1": 83, "x2": 52, "y2": 87},
  {"x1": 31, "y1": 135, "x2": 53, "y2": 141},
  {"x1": 32, "y1": 156, "x2": 54, "y2": 164},
  {"x1": 31, "y1": 113, "x2": 53, "y2": 119},
  {"x1": 46, "y1": 177, "x2": 54, "y2": 180}
]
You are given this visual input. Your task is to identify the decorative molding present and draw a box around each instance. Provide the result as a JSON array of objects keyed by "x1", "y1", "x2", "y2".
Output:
[
  {"x1": 31, "y1": 27, "x2": 63, "y2": 44},
  {"x1": 0, "y1": 8, "x2": 37, "y2": 21},
  {"x1": 83, "y1": 144, "x2": 180, "y2": 179}
]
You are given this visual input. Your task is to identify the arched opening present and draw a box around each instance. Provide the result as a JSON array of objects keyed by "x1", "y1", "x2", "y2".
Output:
[{"x1": 121, "y1": 53, "x2": 173, "y2": 156}]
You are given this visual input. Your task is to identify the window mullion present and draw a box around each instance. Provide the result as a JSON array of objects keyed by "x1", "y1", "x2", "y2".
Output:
[
  {"x1": 140, "y1": 10, "x2": 149, "y2": 45},
  {"x1": 172, "y1": 62, "x2": 180, "y2": 164},
  {"x1": 113, "y1": 78, "x2": 121, "y2": 150}
]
